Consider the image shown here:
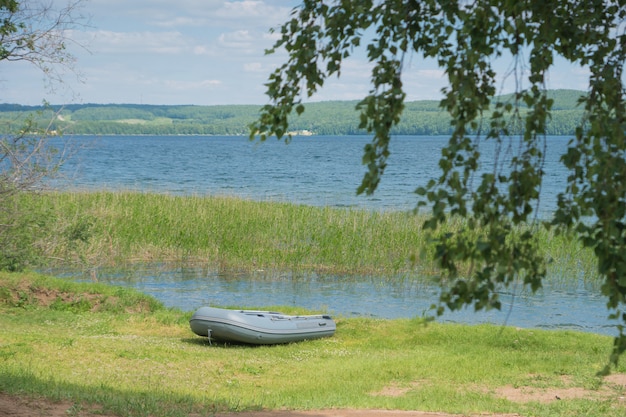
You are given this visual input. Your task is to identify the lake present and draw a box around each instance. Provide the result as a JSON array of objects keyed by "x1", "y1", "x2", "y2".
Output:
[
  {"x1": 55, "y1": 134, "x2": 570, "y2": 214},
  {"x1": 47, "y1": 134, "x2": 618, "y2": 335}
]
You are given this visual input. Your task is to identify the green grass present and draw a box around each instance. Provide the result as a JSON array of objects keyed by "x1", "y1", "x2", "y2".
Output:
[
  {"x1": 22, "y1": 190, "x2": 598, "y2": 284},
  {"x1": 1, "y1": 272, "x2": 624, "y2": 417}
]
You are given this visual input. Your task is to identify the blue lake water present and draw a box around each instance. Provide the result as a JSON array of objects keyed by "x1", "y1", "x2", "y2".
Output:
[
  {"x1": 54, "y1": 134, "x2": 570, "y2": 214},
  {"x1": 46, "y1": 134, "x2": 619, "y2": 335}
]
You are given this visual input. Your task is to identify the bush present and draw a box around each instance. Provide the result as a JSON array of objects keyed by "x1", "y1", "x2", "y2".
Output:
[{"x1": 0, "y1": 195, "x2": 50, "y2": 272}]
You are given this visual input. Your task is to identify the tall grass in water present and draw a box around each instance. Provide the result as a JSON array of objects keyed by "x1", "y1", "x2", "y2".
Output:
[
  {"x1": 24, "y1": 191, "x2": 597, "y2": 283},
  {"x1": 28, "y1": 191, "x2": 427, "y2": 274}
]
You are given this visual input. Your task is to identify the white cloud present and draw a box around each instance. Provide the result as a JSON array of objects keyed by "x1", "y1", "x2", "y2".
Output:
[
  {"x1": 165, "y1": 79, "x2": 222, "y2": 91},
  {"x1": 215, "y1": 0, "x2": 290, "y2": 23},
  {"x1": 93, "y1": 0, "x2": 291, "y2": 31},
  {"x1": 218, "y1": 30, "x2": 255, "y2": 49},
  {"x1": 152, "y1": 17, "x2": 209, "y2": 28},
  {"x1": 3, "y1": 0, "x2": 593, "y2": 106},
  {"x1": 85, "y1": 30, "x2": 193, "y2": 54},
  {"x1": 192, "y1": 45, "x2": 216, "y2": 56},
  {"x1": 244, "y1": 62, "x2": 264, "y2": 72}
]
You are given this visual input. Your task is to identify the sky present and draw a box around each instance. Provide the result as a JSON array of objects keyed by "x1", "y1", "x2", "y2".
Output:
[{"x1": 0, "y1": 0, "x2": 592, "y2": 106}]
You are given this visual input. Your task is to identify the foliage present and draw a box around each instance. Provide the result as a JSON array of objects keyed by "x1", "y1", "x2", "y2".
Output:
[
  {"x1": 0, "y1": 1, "x2": 85, "y2": 271},
  {"x1": 0, "y1": 90, "x2": 585, "y2": 136},
  {"x1": 0, "y1": 111, "x2": 63, "y2": 271},
  {"x1": 0, "y1": 195, "x2": 49, "y2": 271},
  {"x1": 249, "y1": 0, "x2": 626, "y2": 369},
  {"x1": 0, "y1": 0, "x2": 84, "y2": 84}
]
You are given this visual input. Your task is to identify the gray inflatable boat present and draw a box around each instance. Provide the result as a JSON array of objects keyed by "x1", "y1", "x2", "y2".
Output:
[{"x1": 189, "y1": 306, "x2": 336, "y2": 344}]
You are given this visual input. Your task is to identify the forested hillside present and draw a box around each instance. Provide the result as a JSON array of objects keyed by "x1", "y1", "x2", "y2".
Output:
[{"x1": 0, "y1": 89, "x2": 586, "y2": 136}]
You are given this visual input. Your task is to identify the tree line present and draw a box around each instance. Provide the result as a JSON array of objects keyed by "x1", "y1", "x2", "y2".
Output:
[{"x1": 0, "y1": 89, "x2": 586, "y2": 136}]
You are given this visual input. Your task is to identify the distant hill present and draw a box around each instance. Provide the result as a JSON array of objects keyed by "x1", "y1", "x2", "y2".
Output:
[{"x1": 0, "y1": 89, "x2": 586, "y2": 136}]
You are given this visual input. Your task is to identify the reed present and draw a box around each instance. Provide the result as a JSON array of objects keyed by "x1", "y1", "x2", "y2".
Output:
[
  {"x1": 1, "y1": 272, "x2": 624, "y2": 417},
  {"x1": 22, "y1": 190, "x2": 597, "y2": 283}
]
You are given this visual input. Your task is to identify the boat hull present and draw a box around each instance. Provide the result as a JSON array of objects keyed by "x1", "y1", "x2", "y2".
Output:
[{"x1": 189, "y1": 307, "x2": 336, "y2": 344}]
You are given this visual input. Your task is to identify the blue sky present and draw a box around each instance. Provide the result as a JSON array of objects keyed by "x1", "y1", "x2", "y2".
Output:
[{"x1": 0, "y1": 0, "x2": 591, "y2": 106}]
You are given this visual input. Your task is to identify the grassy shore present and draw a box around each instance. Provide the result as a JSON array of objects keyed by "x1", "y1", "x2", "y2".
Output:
[
  {"x1": 1, "y1": 271, "x2": 624, "y2": 417},
  {"x1": 24, "y1": 190, "x2": 597, "y2": 284}
]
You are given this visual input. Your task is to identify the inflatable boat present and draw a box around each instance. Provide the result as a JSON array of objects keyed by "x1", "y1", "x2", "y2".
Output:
[{"x1": 189, "y1": 306, "x2": 336, "y2": 344}]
